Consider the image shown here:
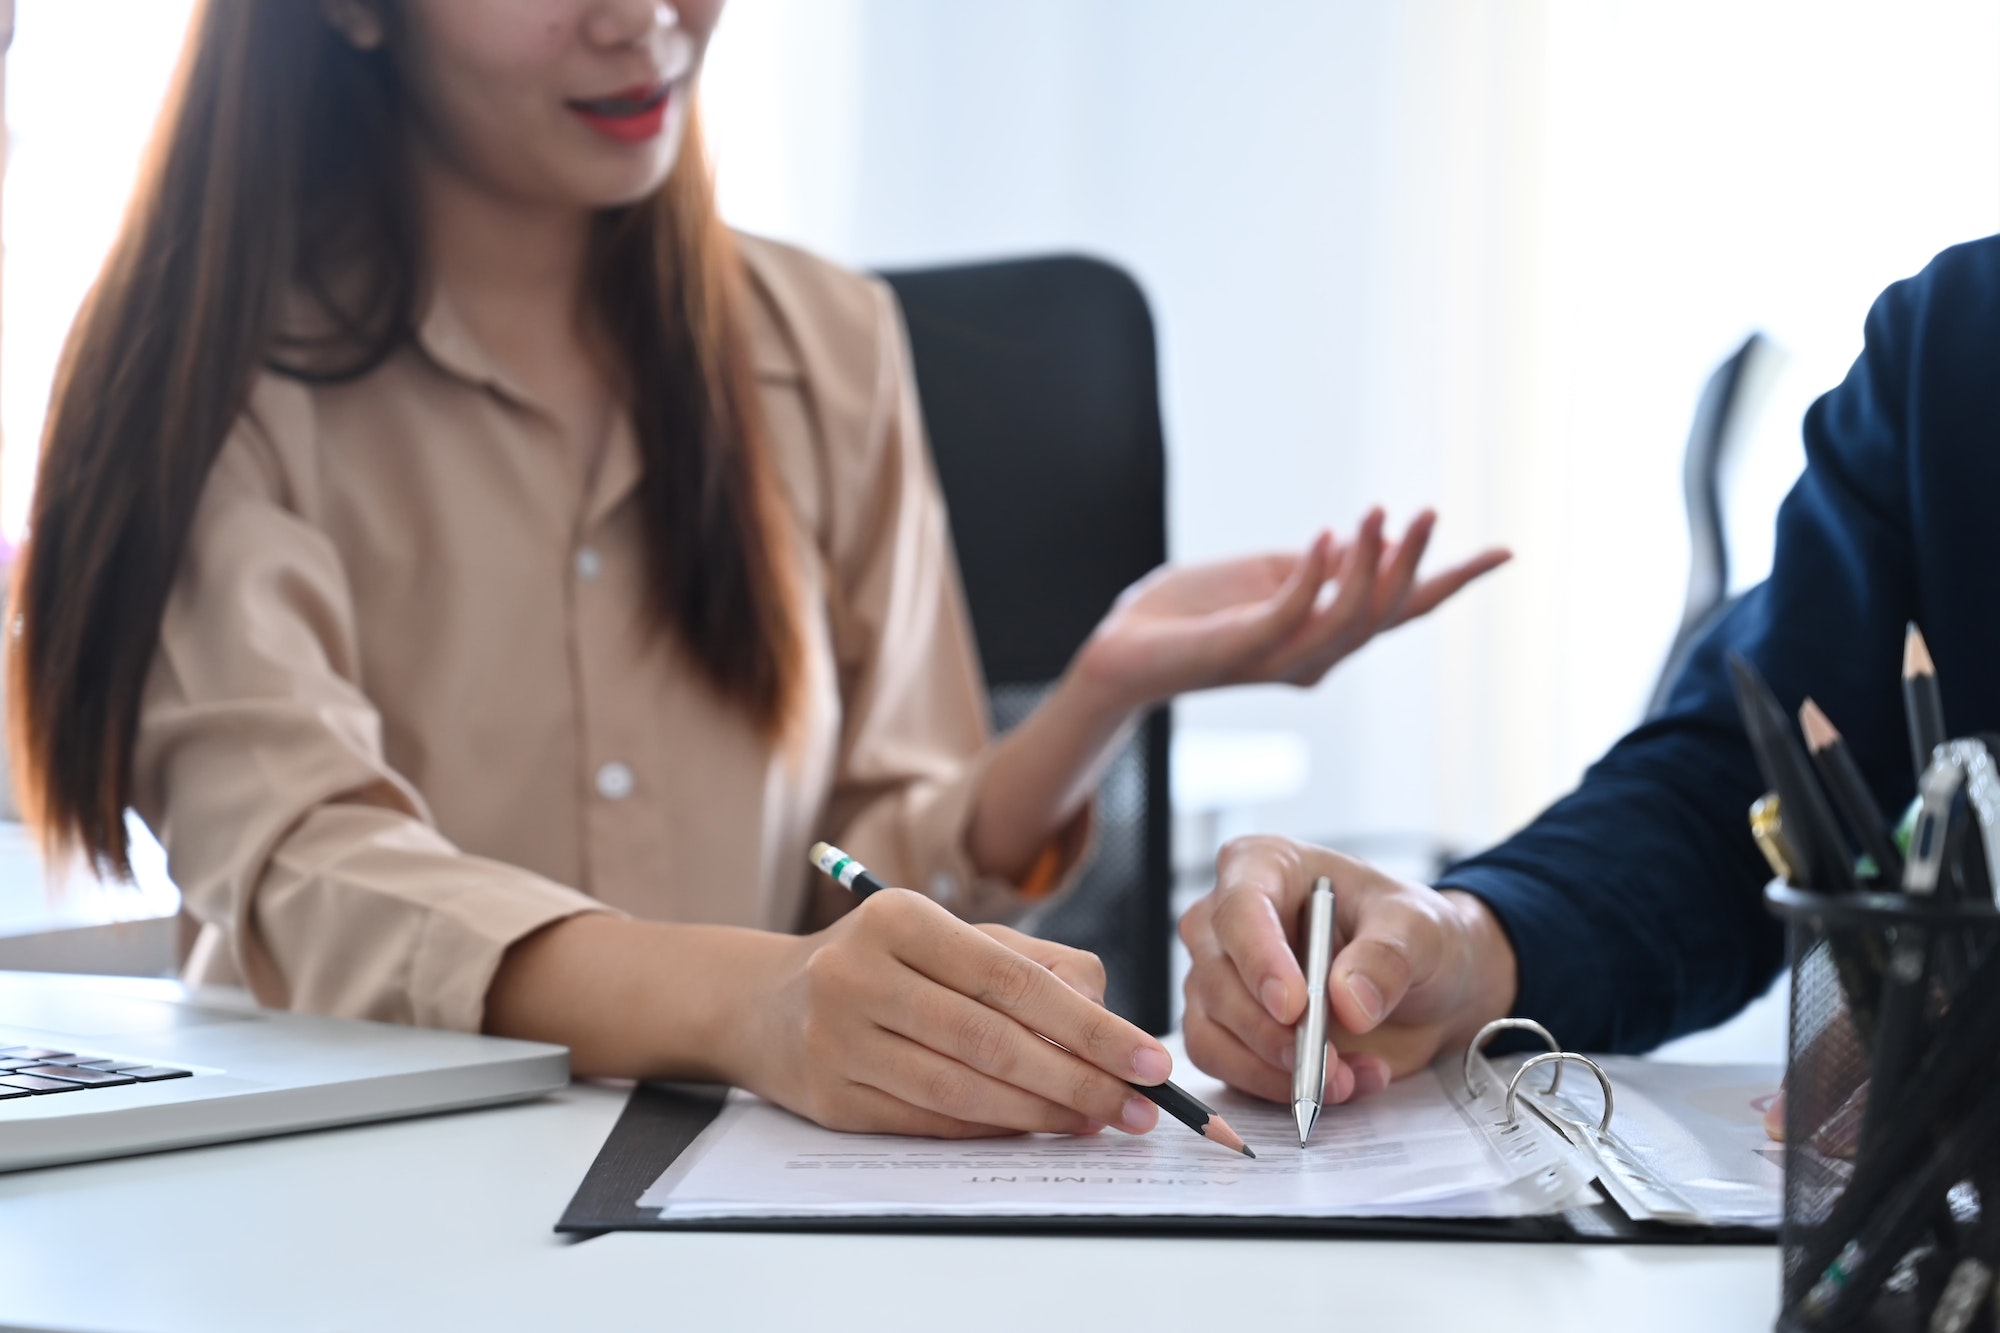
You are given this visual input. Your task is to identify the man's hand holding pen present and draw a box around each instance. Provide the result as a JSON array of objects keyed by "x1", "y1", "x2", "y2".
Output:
[{"x1": 1179, "y1": 836, "x2": 1520, "y2": 1106}]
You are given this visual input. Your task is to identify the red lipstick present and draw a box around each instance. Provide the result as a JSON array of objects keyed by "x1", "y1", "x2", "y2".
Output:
[{"x1": 567, "y1": 83, "x2": 671, "y2": 144}]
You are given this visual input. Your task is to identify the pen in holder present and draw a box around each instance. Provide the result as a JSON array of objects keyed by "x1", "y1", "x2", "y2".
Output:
[{"x1": 1731, "y1": 644, "x2": 2000, "y2": 1332}]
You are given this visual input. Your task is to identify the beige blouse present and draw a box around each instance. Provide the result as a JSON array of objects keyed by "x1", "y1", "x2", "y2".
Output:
[{"x1": 134, "y1": 234, "x2": 1081, "y2": 1033}]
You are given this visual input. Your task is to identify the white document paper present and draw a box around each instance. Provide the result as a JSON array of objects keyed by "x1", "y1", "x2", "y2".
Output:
[{"x1": 638, "y1": 1062, "x2": 1594, "y2": 1223}]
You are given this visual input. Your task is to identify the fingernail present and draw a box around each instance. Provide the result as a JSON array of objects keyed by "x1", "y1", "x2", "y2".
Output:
[
  {"x1": 1279, "y1": 1043, "x2": 1296, "y2": 1071},
  {"x1": 1120, "y1": 1096, "x2": 1159, "y2": 1132},
  {"x1": 1130, "y1": 1046, "x2": 1171, "y2": 1084},
  {"x1": 1346, "y1": 974, "x2": 1384, "y2": 1025},
  {"x1": 1353, "y1": 1062, "x2": 1389, "y2": 1098},
  {"x1": 1259, "y1": 978, "x2": 1287, "y2": 1019}
]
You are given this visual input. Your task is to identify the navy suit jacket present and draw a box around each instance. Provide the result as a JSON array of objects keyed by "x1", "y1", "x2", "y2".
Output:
[{"x1": 1442, "y1": 234, "x2": 2000, "y2": 1052}]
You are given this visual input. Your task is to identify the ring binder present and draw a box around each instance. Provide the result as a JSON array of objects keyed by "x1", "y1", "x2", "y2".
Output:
[
  {"x1": 1466, "y1": 1020, "x2": 1614, "y2": 1137},
  {"x1": 1463, "y1": 1018, "x2": 1565, "y2": 1099},
  {"x1": 1505, "y1": 1052, "x2": 1614, "y2": 1136},
  {"x1": 1462, "y1": 1017, "x2": 1745, "y2": 1227}
]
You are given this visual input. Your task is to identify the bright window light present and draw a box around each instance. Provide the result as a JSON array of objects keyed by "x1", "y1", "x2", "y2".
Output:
[{"x1": 2, "y1": 0, "x2": 195, "y2": 543}]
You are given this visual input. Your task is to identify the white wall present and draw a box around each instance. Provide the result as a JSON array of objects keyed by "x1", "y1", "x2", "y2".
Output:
[
  {"x1": 705, "y1": 0, "x2": 2000, "y2": 856},
  {"x1": 1532, "y1": 0, "x2": 2000, "y2": 820}
]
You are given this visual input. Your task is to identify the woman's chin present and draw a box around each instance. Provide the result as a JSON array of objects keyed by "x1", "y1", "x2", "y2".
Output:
[
  {"x1": 571, "y1": 110, "x2": 690, "y2": 208},
  {"x1": 561, "y1": 151, "x2": 682, "y2": 211}
]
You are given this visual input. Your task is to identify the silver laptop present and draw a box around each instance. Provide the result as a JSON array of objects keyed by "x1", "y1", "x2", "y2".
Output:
[{"x1": 0, "y1": 968, "x2": 568, "y2": 1173}]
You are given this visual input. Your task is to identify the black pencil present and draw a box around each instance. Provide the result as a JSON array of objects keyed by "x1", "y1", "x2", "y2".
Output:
[
  {"x1": 1728, "y1": 655, "x2": 1858, "y2": 893},
  {"x1": 1135, "y1": 1077, "x2": 1255, "y2": 1158},
  {"x1": 1801, "y1": 1055, "x2": 2000, "y2": 1325},
  {"x1": 1904, "y1": 623, "x2": 1947, "y2": 781},
  {"x1": 1791, "y1": 947, "x2": 2000, "y2": 1288},
  {"x1": 1799, "y1": 697, "x2": 1905, "y2": 885},
  {"x1": 806, "y1": 842, "x2": 1256, "y2": 1157}
]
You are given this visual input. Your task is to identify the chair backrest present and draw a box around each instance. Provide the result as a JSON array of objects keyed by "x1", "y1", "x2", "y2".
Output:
[
  {"x1": 1646, "y1": 332, "x2": 1772, "y2": 719},
  {"x1": 878, "y1": 256, "x2": 1173, "y2": 1033}
]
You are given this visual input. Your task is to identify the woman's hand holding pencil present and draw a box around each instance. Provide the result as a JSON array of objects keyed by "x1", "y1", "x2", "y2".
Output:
[
  {"x1": 733, "y1": 869, "x2": 1177, "y2": 1141},
  {"x1": 782, "y1": 845, "x2": 1254, "y2": 1154}
]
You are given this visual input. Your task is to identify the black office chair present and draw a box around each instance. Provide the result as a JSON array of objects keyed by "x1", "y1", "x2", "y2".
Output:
[
  {"x1": 1645, "y1": 332, "x2": 1774, "y2": 718},
  {"x1": 878, "y1": 256, "x2": 1173, "y2": 1035}
]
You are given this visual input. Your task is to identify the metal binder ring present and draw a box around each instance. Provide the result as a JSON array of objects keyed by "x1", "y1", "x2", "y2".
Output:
[
  {"x1": 1505, "y1": 1052, "x2": 1615, "y2": 1136},
  {"x1": 1464, "y1": 1018, "x2": 1564, "y2": 1098}
]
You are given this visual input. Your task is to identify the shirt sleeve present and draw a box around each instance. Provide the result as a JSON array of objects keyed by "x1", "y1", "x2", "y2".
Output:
[
  {"x1": 813, "y1": 279, "x2": 1092, "y2": 922},
  {"x1": 1440, "y1": 249, "x2": 1948, "y2": 1053},
  {"x1": 132, "y1": 387, "x2": 611, "y2": 1032}
]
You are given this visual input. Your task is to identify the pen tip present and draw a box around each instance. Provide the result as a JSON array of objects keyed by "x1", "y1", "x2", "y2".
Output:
[
  {"x1": 1240, "y1": 1144, "x2": 1256, "y2": 1159},
  {"x1": 1293, "y1": 1101, "x2": 1319, "y2": 1147}
]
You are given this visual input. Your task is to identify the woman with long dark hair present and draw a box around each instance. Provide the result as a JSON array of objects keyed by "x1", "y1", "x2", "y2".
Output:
[{"x1": 8, "y1": 0, "x2": 1504, "y2": 1138}]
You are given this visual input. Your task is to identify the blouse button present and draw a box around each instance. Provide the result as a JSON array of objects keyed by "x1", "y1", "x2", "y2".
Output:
[
  {"x1": 575, "y1": 547, "x2": 603, "y2": 582},
  {"x1": 594, "y1": 762, "x2": 635, "y2": 801}
]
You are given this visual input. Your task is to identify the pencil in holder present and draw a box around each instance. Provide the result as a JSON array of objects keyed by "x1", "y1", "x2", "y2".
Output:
[{"x1": 1767, "y1": 881, "x2": 2000, "y2": 1333}]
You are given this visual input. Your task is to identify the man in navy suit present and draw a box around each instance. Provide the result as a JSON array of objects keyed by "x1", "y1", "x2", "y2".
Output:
[{"x1": 1178, "y1": 236, "x2": 2000, "y2": 1105}]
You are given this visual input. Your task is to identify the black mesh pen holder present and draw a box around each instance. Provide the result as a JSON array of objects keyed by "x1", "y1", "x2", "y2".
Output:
[{"x1": 1768, "y1": 882, "x2": 2000, "y2": 1333}]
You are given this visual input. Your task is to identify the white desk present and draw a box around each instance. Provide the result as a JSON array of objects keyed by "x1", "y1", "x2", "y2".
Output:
[
  {"x1": 0, "y1": 820, "x2": 180, "y2": 979},
  {"x1": 0, "y1": 1074, "x2": 1779, "y2": 1333}
]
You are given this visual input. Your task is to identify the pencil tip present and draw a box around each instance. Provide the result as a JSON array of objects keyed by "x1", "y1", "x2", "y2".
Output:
[
  {"x1": 1799, "y1": 697, "x2": 1839, "y2": 751},
  {"x1": 1905, "y1": 624, "x2": 1935, "y2": 676},
  {"x1": 1204, "y1": 1114, "x2": 1253, "y2": 1158}
]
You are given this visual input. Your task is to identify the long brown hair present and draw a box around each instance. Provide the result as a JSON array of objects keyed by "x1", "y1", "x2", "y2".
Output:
[{"x1": 8, "y1": 0, "x2": 803, "y2": 877}]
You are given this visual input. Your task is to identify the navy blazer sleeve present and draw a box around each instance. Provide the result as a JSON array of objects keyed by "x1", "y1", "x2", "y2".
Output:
[{"x1": 1441, "y1": 236, "x2": 2000, "y2": 1053}]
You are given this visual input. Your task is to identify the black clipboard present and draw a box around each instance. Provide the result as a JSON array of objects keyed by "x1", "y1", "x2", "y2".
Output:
[{"x1": 555, "y1": 1082, "x2": 1777, "y2": 1244}]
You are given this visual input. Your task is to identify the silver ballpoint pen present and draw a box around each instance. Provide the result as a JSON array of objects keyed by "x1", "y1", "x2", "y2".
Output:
[{"x1": 1292, "y1": 876, "x2": 1336, "y2": 1146}]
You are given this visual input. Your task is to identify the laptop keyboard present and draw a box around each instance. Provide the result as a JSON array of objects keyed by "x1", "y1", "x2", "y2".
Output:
[{"x1": 0, "y1": 1046, "x2": 193, "y2": 1098}]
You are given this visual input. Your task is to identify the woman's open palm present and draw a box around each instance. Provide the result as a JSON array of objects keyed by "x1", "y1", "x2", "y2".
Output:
[{"x1": 1074, "y1": 509, "x2": 1510, "y2": 709}]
